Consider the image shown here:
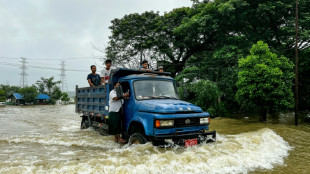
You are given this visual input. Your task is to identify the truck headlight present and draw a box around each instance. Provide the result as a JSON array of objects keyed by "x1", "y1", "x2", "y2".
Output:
[
  {"x1": 155, "y1": 120, "x2": 174, "y2": 128},
  {"x1": 200, "y1": 117, "x2": 209, "y2": 125}
]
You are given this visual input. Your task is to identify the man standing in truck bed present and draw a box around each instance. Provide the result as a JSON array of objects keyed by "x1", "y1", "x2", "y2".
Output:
[
  {"x1": 109, "y1": 82, "x2": 129, "y2": 143},
  {"x1": 139, "y1": 60, "x2": 151, "y2": 72},
  {"x1": 100, "y1": 59, "x2": 112, "y2": 84},
  {"x1": 87, "y1": 65, "x2": 102, "y2": 87}
]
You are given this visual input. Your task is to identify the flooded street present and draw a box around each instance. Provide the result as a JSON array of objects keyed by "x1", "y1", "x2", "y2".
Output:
[{"x1": 0, "y1": 105, "x2": 309, "y2": 174}]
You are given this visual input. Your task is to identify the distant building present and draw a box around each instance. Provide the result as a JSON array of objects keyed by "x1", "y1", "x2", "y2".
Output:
[
  {"x1": 35, "y1": 94, "x2": 51, "y2": 104},
  {"x1": 8, "y1": 93, "x2": 50, "y2": 105}
]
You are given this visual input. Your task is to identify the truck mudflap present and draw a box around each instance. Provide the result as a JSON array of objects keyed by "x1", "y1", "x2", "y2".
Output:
[{"x1": 151, "y1": 130, "x2": 216, "y2": 146}]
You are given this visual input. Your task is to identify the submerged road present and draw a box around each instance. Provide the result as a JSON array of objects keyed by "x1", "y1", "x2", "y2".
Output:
[{"x1": 0, "y1": 105, "x2": 309, "y2": 173}]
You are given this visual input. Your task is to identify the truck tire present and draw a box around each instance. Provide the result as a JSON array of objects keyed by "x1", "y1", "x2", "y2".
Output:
[
  {"x1": 128, "y1": 133, "x2": 147, "y2": 145},
  {"x1": 80, "y1": 116, "x2": 90, "y2": 129}
]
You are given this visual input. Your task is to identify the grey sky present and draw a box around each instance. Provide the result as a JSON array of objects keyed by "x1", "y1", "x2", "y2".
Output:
[{"x1": 0, "y1": 0, "x2": 192, "y2": 91}]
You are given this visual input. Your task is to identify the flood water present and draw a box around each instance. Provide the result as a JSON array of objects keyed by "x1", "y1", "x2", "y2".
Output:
[{"x1": 0, "y1": 105, "x2": 309, "y2": 174}]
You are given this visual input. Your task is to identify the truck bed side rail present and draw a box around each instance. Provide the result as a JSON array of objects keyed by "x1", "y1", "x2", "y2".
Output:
[{"x1": 75, "y1": 85, "x2": 109, "y2": 117}]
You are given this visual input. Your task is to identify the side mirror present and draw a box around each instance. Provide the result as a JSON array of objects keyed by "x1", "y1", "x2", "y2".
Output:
[{"x1": 116, "y1": 86, "x2": 124, "y2": 99}]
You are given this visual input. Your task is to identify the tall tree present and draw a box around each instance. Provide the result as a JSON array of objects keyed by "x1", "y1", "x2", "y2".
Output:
[
  {"x1": 177, "y1": 0, "x2": 310, "y2": 112},
  {"x1": 106, "y1": 11, "x2": 160, "y2": 69},
  {"x1": 106, "y1": 8, "x2": 210, "y2": 76},
  {"x1": 236, "y1": 41, "x2": 294, "y2": 122},
  {"x1": 0, "y1": 85, "x2": 21, "y2": 98},
  {"x1": 178, "y1": 45, "x2": 243, "y2": 111},
  {"x1": 61, "y1": 92, "x2": 70, "y2": 104},
  {"x1": 299, "y1": 47, "x2": 310, "y2": 110},
  {"x1": 0, "y1": 89, "x2": 5, "y2": 102},
  {"x1": 35, "y1": 77, "x2": 62, "y2": 104},
  {"x1": 152, "y1": 7, "x2": 206, "y2": 75},
  {"x1": 19, "y1": 86, "x2": 38, "y2": 104}
]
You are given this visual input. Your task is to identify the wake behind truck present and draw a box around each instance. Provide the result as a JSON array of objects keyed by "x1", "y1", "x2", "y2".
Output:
[{"x1": 76, "y1": 68, "x2": 216, "y2": 146}]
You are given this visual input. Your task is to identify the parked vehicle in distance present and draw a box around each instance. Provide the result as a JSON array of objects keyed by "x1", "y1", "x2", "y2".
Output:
[{"x1": 76, "y1": 68, "x2": 216, "y2": 147}]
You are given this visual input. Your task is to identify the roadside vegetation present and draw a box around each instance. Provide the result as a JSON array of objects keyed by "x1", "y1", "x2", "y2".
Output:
[
  {"x1": 104, "y1": 0, "x2": 310, "y2": 122},
  {"x1": 0, "y1": 76, "x2": 71, "y2": 105}
]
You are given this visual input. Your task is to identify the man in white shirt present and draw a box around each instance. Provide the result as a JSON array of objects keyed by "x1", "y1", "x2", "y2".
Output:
[
  {"x1": 100, "y1": 59, "x2": 112, "y2": 84},
  {"x1": 109, "y1": 82, "x2": 129, "y2": 143}
]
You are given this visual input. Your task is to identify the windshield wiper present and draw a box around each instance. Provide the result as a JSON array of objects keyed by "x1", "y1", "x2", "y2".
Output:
[
  {"x1": 157, "y1": 96, "x2": 177, "y2": 99},
  {"x1": 144, "y1": 96, "x2": 158, "y2": 99}
]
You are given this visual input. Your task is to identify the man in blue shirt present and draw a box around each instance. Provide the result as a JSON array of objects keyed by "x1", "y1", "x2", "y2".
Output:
[{"x1": 87, "y1": 65, "x2": 102, "y2": 86}]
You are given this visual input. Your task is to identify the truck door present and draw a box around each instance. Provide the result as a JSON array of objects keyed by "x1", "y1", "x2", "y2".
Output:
[{"x1": 120, "y1": 81, "x2": 133, "y2": 131}]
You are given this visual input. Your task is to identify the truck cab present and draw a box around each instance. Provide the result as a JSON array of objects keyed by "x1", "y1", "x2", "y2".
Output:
[{"x1": 76, "y1": 68, "x2": 216, "y2": 146}]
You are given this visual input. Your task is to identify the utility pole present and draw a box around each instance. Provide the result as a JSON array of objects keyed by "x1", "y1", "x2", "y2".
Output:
[
  {"x1": 60, "y1": 60, "x2": 68, "y2": 92},
  {"x1": 19, "y1": 57, "x2": 28, "y2": 88},
  {"x1": 294, "y1": 0, "x2": 299, "y2": 126},
  {"x1": 140, "y1": 49, "x2": 143, "y2": 66}
]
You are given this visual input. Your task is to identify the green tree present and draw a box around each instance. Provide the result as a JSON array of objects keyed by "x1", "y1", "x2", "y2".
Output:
[
  {"x1": 105, "y1": 0, "x2": 310, "y2": 113},
  {"x1": 106, "y1": 8, "x2": 205, "y2": 76},
  {"x1": 19, "y1": 86, "x2": 38, "y2": 104},
  {"x1": 0, "y1": 85, "x2": 21, "y2": 98},
  {"x1": 0, "y1": 89, "x2": 6, "y2": 102},
  {"x1": 61, "y1": 92, "x2": 70, "y2": 104},
  {"x1": 178, "y1": 0, "x2": 310, "y2": 111},
  {"x1": 182, "y1": 0, "x2": 310, "y2": 55},
  {"x1": 176, "y1": 68, "x2": 224, "y2": 116},
  {"x1": 106, "y1": 11, "x2": 160, "y2": 68},
  {"x1": 236, "y1": 41, "x2": 294, "y2": 122},
  {"x1": 152, "y1": 7, "x2": 205, "y2": 75},
  {"x1": 49, "y1": 86, "x2": 62, "y2": 104},
  {"x1": 180, "y1": 45, "x2": 243, "y2": 112},
  {"x1": 299, "y1": 48, "x2": 310, "y2": 110},
  {"x1": 35, "y1": 77, "x2": 62, "y2": 104}
]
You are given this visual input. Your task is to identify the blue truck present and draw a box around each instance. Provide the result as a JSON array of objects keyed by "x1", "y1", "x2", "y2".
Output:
[{"x1": 76, "y1": 68, "x2": 216, "y2": 146}]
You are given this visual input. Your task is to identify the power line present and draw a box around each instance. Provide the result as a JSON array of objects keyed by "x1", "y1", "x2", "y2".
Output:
[
  {"x1": 0, "y1": 62, "x2": 88, "y2": 72},
  {"x1": 0, "y1": 57, "x2": 20, "y2": 60},
  {"x1": 0, "y1": 56, "x2": 103, "y2": 61},
  {"x1": 0, "y1": 62, "x2": 20, "y2": 66}
]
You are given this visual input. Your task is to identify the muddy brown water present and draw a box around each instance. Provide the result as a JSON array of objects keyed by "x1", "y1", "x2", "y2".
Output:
[{"x1": 0, "y1": 105, "x2": 309, "y2": 174}]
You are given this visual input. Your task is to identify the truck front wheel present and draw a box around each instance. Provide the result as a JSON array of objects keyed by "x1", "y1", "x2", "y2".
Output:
[{"x1": 128, "y1": 133, "x2": 147, "y2": 145}]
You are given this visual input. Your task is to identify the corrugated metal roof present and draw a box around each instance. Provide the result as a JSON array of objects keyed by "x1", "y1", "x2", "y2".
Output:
[
  {"x1": 36, "y1": 94, "x2": 50, "y2": 100},
  {"x1": 12, "y1": 93, "x2": 50, "y2": 100},
  {"x1": 13, "y1": 93, "x2": 23, "y2": 99}
]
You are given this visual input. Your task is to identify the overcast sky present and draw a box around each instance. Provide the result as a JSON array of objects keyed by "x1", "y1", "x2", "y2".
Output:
[{"x1": 0, "y1": 0, "x2": 192, "y2": 91}]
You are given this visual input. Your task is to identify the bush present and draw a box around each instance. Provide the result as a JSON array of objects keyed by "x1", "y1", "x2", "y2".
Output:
[{"x1": 178, "y1": 79, "x2": 224, "y2": 116}]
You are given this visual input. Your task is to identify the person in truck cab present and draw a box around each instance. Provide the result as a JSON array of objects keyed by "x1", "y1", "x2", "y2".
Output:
[
  {"x1": 109, "y1": 82, "x2": 129, "y2": 143},
  {"x1": 87, "y1": 65, "x2": 102, "y2": 87},
  {"x1": 100, "y1": 59, "x2": 112, "y2": 84},
  {"x1": 158, "y1": 66, "x2": 164, "y2": 72},
  {"x1": 139, "y1": 60, "x2": 151, "y2": 72}
]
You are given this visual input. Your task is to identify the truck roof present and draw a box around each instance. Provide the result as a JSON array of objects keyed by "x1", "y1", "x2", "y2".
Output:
[{"x1": 110, "y1": 68, "x2": 172, "y2": 84}]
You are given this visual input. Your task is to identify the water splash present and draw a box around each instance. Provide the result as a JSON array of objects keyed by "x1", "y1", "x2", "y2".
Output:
[{"x1": 0, "y1": 128, "x2": 291, "y2": 174}]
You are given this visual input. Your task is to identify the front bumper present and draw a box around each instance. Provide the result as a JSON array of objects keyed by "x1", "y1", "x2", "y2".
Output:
[{"x1": 150, "y1": 130, "x2": 216, "y2": 146}]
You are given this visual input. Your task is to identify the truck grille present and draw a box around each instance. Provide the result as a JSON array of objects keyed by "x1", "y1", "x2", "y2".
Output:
[{"x1": 175, "y1": 118, "x2": 199, "y2": 127}]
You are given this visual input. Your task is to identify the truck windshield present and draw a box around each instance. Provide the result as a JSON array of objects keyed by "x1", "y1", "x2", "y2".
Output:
[{"x1": 134, "y1": 80, "x2": 179, "y2": 100}]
